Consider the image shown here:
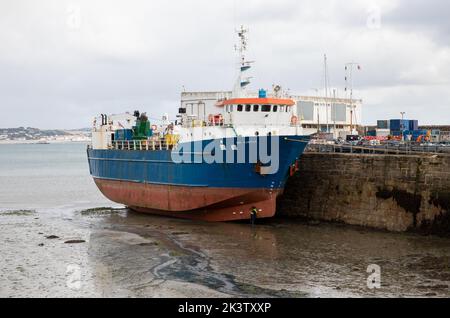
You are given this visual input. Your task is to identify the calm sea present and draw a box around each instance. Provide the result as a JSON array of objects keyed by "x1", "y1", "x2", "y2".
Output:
[{"x1": 0, "y1": 143, "x2": 114, "y2": 210}]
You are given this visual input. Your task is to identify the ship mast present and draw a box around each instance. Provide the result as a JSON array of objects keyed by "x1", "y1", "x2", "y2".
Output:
[{"x1": 232, "y1": 25, "x2": 253, "y2": 98}]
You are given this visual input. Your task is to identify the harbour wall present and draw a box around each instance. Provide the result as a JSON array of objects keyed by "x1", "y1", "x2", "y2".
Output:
[{"x1": 278, "y1": 153, "x2": 450, "y2": 234}]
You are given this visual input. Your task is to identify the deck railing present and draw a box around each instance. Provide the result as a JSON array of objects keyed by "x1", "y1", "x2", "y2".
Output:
[
  {"x1": 182, "y1": 119, "x2": 225, "y2": 128},
  {"x1": 110, "y1": 139, "x2": 173, "y2": 151}
]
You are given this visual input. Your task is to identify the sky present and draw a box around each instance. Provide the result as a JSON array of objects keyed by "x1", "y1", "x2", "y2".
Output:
[{"x1": 0, "y1": 0, "x2": 449, "y2": 129}]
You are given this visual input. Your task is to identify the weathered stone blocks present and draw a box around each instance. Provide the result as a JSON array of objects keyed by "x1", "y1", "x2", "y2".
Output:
[{"x1": 278, "y1": 153, "x2": 450, "y2": 235}]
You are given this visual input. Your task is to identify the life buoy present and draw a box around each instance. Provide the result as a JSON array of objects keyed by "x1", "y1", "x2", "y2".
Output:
[
  {"x1": 216, "y1": 114, "x2": 224, "y2": 125},
  {"x1": 291, "y1": 115, "x2": 299, "y2": 125},
  {"x1": 209, "y1": 114, "x2": 223, "y2": 126}
]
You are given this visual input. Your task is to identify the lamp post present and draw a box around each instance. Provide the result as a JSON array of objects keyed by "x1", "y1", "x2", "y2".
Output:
[
  {"x1": 311, "y1": 88, "x2": 320, "y2": 133},
  {"x1": 400, "y1": 112, "x2": 406, "y2": 141},
  {"x1": 333, "y1": 88, "x2": 338, "y2": 137},
  {"x1": 345, "y1": 62, "x2": 360, "y2": 134}
]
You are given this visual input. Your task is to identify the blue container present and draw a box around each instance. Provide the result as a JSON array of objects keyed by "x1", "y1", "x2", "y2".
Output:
[
  {"x1": 411, "y1": 130, "x2": 428, "y2": 140},
  {"x1": 377, "y1": 120, "x2": 389, "y2": 129},
  {"x1": 367, "y1": 130, "x2": 376, "y2": 137},
  {"x1": 409, "y1": 120, "x2": 419, "y2": 131},
  {"x1": 391, "y1": 130, "x2": 402, "y2": 136},
  {"x1": 390, "y1": 119, "x2": 410, "y2": 131},
  {"x1": 390, "y1": 120, "x2": 400, "y2": 131},
  {"x1": 114, "y1": 129, "x2": 133, "y2": 141},
  {"x1": 258, "y1": 89, "x2": 267, "y2": 98}
]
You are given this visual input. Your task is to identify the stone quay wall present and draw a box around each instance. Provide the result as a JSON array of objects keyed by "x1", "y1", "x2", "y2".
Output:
[{"x1": 278, "y1": 153, "x2": 450, "y2": 234}]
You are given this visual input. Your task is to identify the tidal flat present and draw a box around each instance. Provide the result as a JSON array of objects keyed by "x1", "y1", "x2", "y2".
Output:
[{"x1": 1, "y1": 207, "x2": 449, "y2": 298}]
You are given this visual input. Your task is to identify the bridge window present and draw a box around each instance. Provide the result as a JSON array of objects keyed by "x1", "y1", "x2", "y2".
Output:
[
  {"x1": 229, "y1": 105, "x2": 234, "y2": 112},
  {"x1": 253, "y1": 105, "x2": 259, "y2": 112},
  {"x1": 273, "y1": 105, "x2": 278, "y2": 112},
  {"x1": 279, "y1": 105, "x2": 285, "y2": 112},
  {"x1": 261, "y1": 105, "x2": 271, "y2": 112},
  {"x1": 245, "y1": 105, "x2": 251, "y2": 112},
  {"x1": 237, "y1": 104, "x2": 243, "y2": 112}
]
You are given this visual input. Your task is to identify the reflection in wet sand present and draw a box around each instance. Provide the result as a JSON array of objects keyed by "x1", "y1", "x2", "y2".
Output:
[{"x1": 85, "y1": 213, "x2": 304, "y2": 297}]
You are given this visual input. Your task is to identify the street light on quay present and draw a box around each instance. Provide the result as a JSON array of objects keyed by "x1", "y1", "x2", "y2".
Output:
[
  {"x1": 311, "y1": 88, "x2": 321, "y2": 133},
  {"x1": 400, "y1": 112, "x2": 406, "y2": 141}
]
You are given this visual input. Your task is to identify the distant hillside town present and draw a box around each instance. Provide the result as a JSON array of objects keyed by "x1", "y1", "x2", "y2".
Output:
[{"x1": 0, "y1": 127, "x2": 91, "y2": 144}]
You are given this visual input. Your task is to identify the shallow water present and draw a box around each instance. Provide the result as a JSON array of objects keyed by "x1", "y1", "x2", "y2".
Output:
[
  {"x1": 0, "y1": 143, "x2": 449, "y2": 297},
  {"x1": 0, "y1": 143, "x2": 113, "y2": 209}
]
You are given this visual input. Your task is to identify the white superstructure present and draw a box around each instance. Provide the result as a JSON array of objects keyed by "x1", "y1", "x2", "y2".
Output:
[
  {"x1": 180, "y1": 91, "x2": 362, "y2": 139},
  {"x1": 91, "y1": 112, "x2": 136, "y2": 149}
]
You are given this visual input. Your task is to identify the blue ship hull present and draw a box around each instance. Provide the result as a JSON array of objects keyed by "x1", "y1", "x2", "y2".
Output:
[{"x1": 87, "y1": 135, "x2": 309, "y2": 221}]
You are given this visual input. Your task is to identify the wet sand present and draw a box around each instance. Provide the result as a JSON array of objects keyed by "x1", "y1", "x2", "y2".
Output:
[{"x1": 0, "y1": 207, "x2": 449, "y2": 298}]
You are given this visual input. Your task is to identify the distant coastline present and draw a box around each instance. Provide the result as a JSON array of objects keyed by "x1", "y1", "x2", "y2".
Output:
[
  {"x1": 0, "y1": 139, "x2": 90, "y2": 145},
  {"x1": 0, "y1": 127, "x2": 91, "y2": 144}
]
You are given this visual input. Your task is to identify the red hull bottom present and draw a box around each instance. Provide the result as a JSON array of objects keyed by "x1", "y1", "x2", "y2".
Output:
[{"x1": 94, "y1": 178, "x2": 283, "y2": 222}]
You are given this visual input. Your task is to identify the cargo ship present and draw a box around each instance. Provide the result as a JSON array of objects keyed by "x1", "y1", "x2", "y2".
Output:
[{"x1": 87, "y1": 27, "x2": 311, "y2": 221}]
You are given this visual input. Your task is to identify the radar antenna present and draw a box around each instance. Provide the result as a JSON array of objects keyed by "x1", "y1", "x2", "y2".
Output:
[{"x1": 233, "y1": 25, "x2": 254, "y2": 97}]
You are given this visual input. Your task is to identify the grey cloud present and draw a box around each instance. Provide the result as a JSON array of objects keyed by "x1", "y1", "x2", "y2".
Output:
[
  {"x1": 384, "y1": 0, "x2": 450, "y2": 42},
  {"x1": 0, "y1": 0, "x2": 449, "y2": 128}
]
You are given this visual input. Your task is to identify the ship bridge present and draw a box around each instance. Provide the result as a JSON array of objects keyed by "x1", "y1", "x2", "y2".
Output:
[
  {"x1": 178, "y1": 94, "x2": 298, "y2": 128},
  {"x1": 216, "y1": 97, "x2": 296, "y2": 127}
]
